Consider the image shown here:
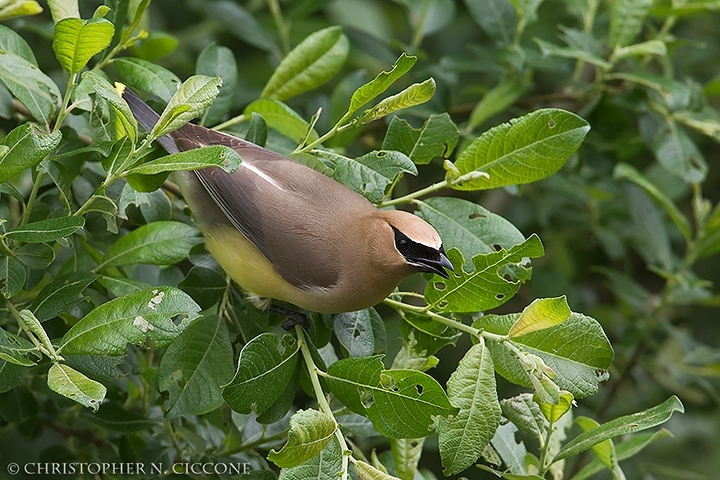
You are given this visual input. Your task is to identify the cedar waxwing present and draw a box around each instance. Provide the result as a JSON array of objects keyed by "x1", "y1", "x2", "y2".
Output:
[{"x1": 118, "y1": 85, "x2": 454, "y2": 314}]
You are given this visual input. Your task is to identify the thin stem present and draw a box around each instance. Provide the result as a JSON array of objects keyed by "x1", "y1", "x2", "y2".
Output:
[
  {"x1": 378, "y1": 170, "x2": 489, "y2": 208},
  {"x1": 296, "y1": 326, "x2": 350, "y2": 480},
  {"x1": 293, "y1": 121, "x2": 355, "y2": 155},
  {"x1": 213, "y1": 113, "x2": 248, "y2": 132},
  {"x1": 20, "y1": 171, "x2": 44, "y2": 226},
  {"x1": 6, "y1": 301, "x2": 52, "y2": 359},
  {"x1": 267, "y1": 0, "x2": 290, "y2": 55},
  {"x1": 383, "y1": 298, "x2": 483, "y2": 338},
  {"x1": 539, "y1": 415, "x2": 556, "y2": 475},
  {"x1": 410, "y1": 0, "x2": 431, "y2": 50},
  {"x1": 54, "y1": 72, "x2": 79, "y2": 133}
]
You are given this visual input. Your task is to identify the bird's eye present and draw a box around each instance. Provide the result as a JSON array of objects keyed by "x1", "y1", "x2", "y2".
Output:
[{"x1": 396, "y1": 237, "x2": 409, "y2": 252}]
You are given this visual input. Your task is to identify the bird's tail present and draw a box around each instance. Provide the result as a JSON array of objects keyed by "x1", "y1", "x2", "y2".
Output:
[{"x1": 115, "y1": 83, "x2": 179, "y2": 154}]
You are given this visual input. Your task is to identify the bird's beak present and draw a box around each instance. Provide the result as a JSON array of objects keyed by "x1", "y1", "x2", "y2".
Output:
[{"x1": 416, "y1": 250, "x2": 454, "y2": 278}]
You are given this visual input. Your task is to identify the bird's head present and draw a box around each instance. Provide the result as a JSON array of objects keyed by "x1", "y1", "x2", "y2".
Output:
[{"x1": 376, "y1": 209, "x2": 454, "y2": 278}]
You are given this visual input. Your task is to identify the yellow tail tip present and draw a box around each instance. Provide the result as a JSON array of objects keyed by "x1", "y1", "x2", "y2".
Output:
[{"x1": 115, "y1": 82, "x2": 126, "y2": 95}]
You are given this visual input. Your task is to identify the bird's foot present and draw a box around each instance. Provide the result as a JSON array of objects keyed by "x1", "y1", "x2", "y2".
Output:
[{"x1": 270, "y1": 304, "x2": 309, "y2": 330}]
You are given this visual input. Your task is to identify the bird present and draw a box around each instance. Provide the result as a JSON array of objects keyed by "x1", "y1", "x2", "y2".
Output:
[{"x1": 117, "y1": 84, "x2": 454, "y2": 316}]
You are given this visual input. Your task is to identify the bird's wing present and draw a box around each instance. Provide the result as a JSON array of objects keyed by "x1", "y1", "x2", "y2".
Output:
[{"x1": 172, "y1": 124, "x2": 352, "y2": 290}]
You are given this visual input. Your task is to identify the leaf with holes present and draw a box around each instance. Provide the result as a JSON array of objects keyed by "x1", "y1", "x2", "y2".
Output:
[
  {"x1": 222, "y1": 333, "x2": 300, "y2": 416},
  {"x1": 474, "y1": 312, "x2": 614, "y2": 398},
  {"x1": 425, "y1": 234, "x2": 544, "y2": 313},
  {"x1": 334, "y1": 308, "x2": 382, "y2": 358},
  {"x1": 382, "y1": 113, "x2": 459, "y2": 165},
  {"x1": 452, "y1": 109, "x2": 589, "y2": 191},
  {"x1": 58, "y1": 287, "x2": 200, "y2": 355},
  {"x1": 317, "y1": 150, "x2": 417, "y2": 203},
  {"x1": 47, "y1": 363, "x2": 106, "y2": 411},
  {"x1": 416, "y1": 197, "x2": 525, "y2": 266},
  {"x1": 325, "y1": 355, "x2": 457, "y2": 439}
]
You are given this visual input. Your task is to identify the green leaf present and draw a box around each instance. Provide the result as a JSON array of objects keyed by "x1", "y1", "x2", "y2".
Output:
[
  {"x1": 613, "y1": 163, "x2": 692, "y2": 241},
  {"x1": 382, "y1": 113, "x2": 459, "y2": 165},
  {"x1": 400, "y1": 311, "x2": 461, "y2": 357},
  {"x1": 152, "y1": 75, "x2": 222, "y2": 139},
  {"x1": 500, "y1": 393, "x2": 546, "y2": 438},
  {"x1": 571, "y1": 429, "x2": 674, "y2": 480},
  {"x1": 261, "y1": 26, "x2": 349, "y2": 101},
  {"x1": 609, "y1": 0, "x2": 653, "y2": 48},
  {"x1": 0, "y1": 51, "x2": 62, "y2": 128},
  {"x1": 202, "y1": 0, "x2": 279, "y2": 57},
  {"x1": 244, "y1": 98, "x2": 318, "y2": 143},
  {"x1": 245, "y1": 112, "x2": 268, "y2": 146},
  {"x1": 277, "y1": 438, "x2": 342, "y2": 480},
  {"x1": 611, "y1": 39, "x2": 667, "y2": 62},
  {"x1": 113, "y1": 57, "x2": 181, "y2": 103},
  {"x1": 642, "y1": 117, "x2": 707, "y2": 183},
  {"x1": 80, "y1": 403, "x2": 160, "y2": 432},
  {"x1": 508, "y1": 296, "x2": 572, "y2": 337},
  {"x1": 490, "y1": 422, "x2": 528, "y2": 475},
  {"x1": 346, "y1": 53, "x2": 417, "y2": 117},
  {"x1": 0, "y1": 327, "x2": 36, "y2": 367},
  {"x1": 0, "y1": 360, "x2": 28, "y2": 393},
  {"x1": 15, "y1": 243, "x2": 55, "y2": 270},
  {"x1": 48, "y1": 0, "x2": 79, "y2": 22},
  {"x1": 334, "y1": 308, "x2": 382, "y2": 358},
  {"x1": 317, "y1": 150, "x2": 417, "y2": 203},
  {"x1": 453, "y1": 109, "x2": 590, "y2": 191},
  {"x1": 573, "y1": 416, "x2": 619, "y2": 475},
  {"x1": 625, "y1": 184, "x2": 673, "y2": 270},
  {"x1": 0, "y1": 1, "x2": 43, "y2": 21},
  {"x1": 268, "y1": 409, "x2": 337, "y2": 468},
  {"x1": 476, "y1": 312, "x2": 613, "y2": 398},
  {"x1": 86, "y1": 71, "x2": 138, "y2": 144},
  {"x1": 325, "y1": 355, "x2": 457, "y2": 439},
  {"x1": 539, "y1": 391, "x2": 574, "y2": 422},
  {"x1": 468, "y1": 76, "x2": 528, "y2": 130},
  {"x1": 464, "y1": 0, "x2": 516, "y2": 47},
  {"x1": 96, "y1": 274, "x2": 152, "y2": 298},
  {"x1": 196, "y1": 43, "x2": 238, "y2": 126},
  {"x1": 127, "y1": 145, "x2": 242, "y2": 175},
  {"x1": 158, "y1": 314, "x2": 234, "y2": 418},
  {"x1": 355, "y1": 460, "x2": 401, "y2": 480},
  {"x1": 438, "y1": 339, "x2": 501, "y2": 476},
  {"x1": 222, "y1": 333, "x2": 300, "y2": 416},
  {"x1": 30, "y1": 272, "x2": 98, "y2": 322},
  {"x1": 425, "y1": 235, "x2": 545, "y2": 313},
  {"x1": 0, "y1": 124, "x2": 62, "y2": 183},
  {"x1": 0, "y1": 23, "x2": 38, "y2": 64},
  {"x1": 99, "y1": 221, "x2": 202, "y2": 268},
  {"x1": 5, "y1": 216, "x2": 84, "y2": 243},
  {"x1": 47, "y1": 363, "x2": 106, "y2": 411},
  {"x1": 58, "y1": 286, "x2": 201, "y2": 355},
  {"x1": 416, "y1": 197, "x2": 525, "y2": 266},
  {"x1": 178, "y1": 266, "x2": 226, "y2": 310},
  {"x1": 129, "y1": 31, "x2": 179, "y2": 62},
  {"x1": 52, "y1": 17, "x2": 114, "y2": 73},
  {"x1": 533, "y1": 38, "x2": 612, "y2": 69},
  {"x1": 554, "y1": 396, "x2": 684, "y2": 462},
  {"x1": 356, "y1": 78, "x2": 436, "y2": 126},
  {"x1": 0, "y1": 255, "x2": 25, "y2": 298}
]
